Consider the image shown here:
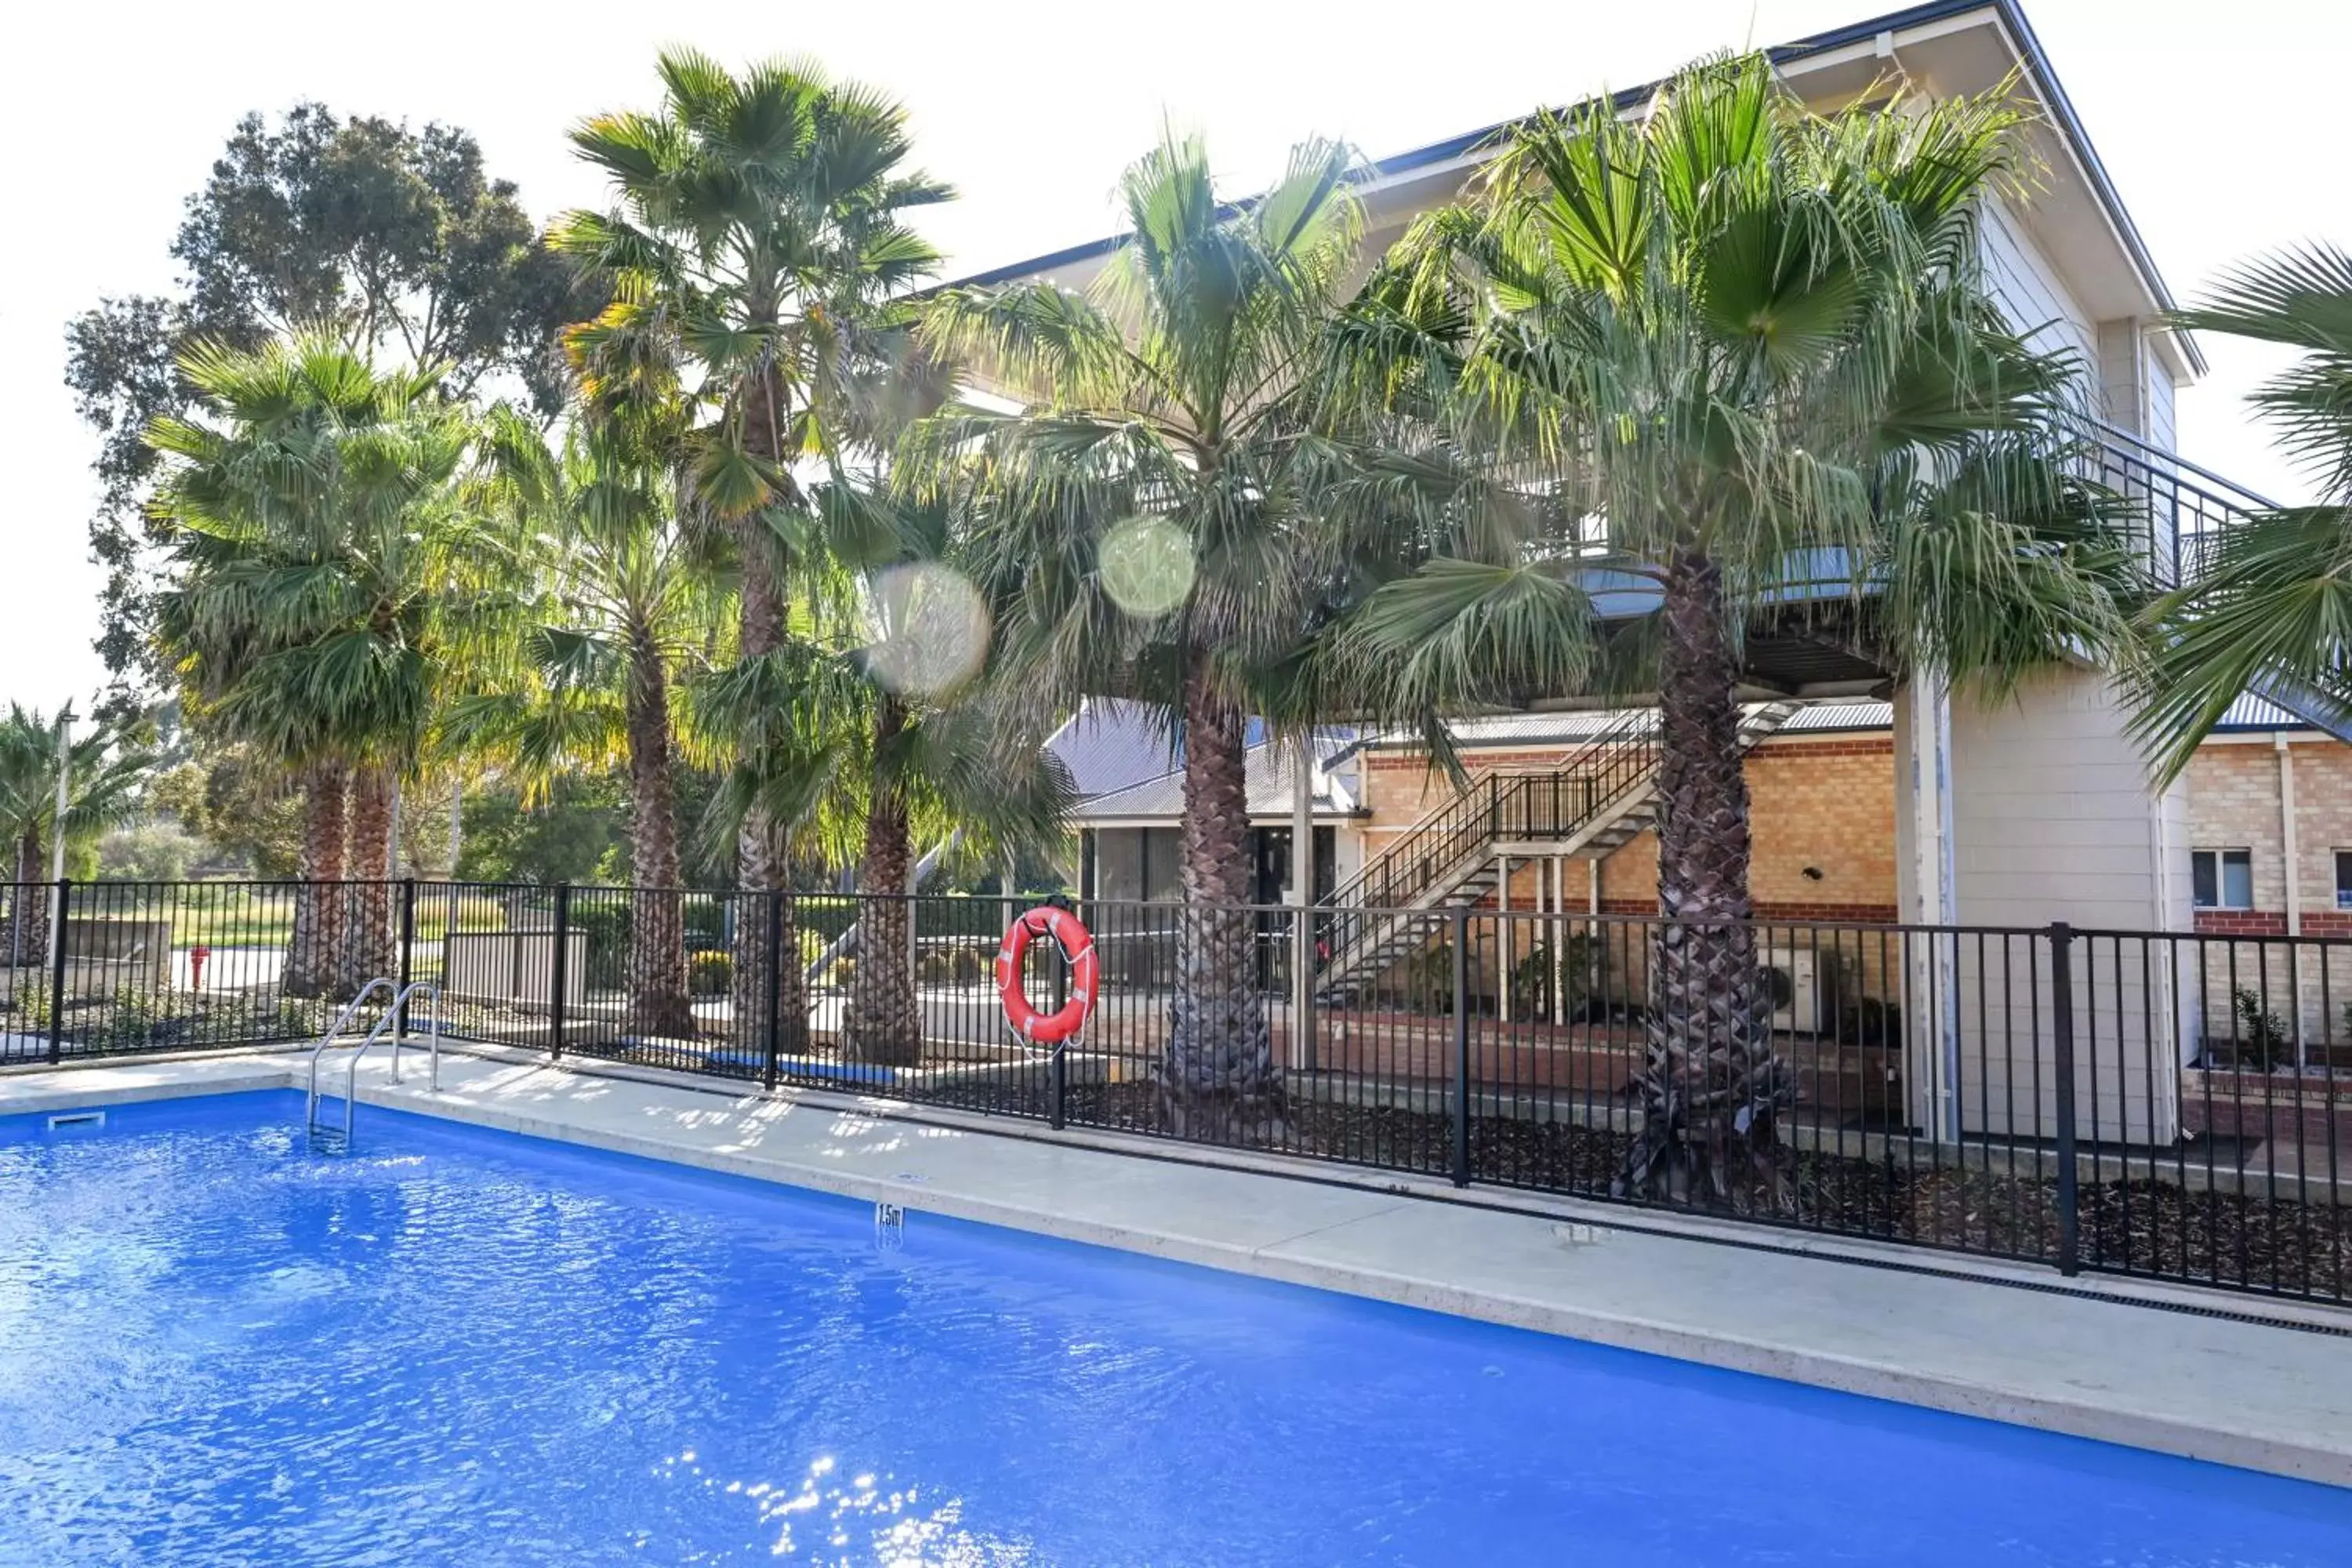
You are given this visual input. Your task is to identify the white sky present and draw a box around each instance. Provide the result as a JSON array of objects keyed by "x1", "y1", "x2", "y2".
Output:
[{"x1": 2, "y1": 0, "x2": 2344, "y2": 711}]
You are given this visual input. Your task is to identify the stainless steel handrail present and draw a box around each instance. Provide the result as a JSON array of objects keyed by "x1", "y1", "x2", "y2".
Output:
[
  {"x1": 302, "y1": 978, "x2": 447, "y2": 1152},
  {"x1": 318, "y1": 1009, "x2": 403, "y2": 1149},
  {"x1": 304, "y1": 977, "x2": 395, "y2": 1135},
  {"x1": 385, "y1": 979, "x2": 442, "y2": 1091}
]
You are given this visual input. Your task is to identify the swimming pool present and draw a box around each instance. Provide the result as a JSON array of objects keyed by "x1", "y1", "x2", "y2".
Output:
[{"x1": 3, "y1": 1091, "x2": 2348, "y2": 1566}]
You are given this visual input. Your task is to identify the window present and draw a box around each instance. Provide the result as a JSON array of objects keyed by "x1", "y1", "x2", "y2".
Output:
[
  {"x1": 2191, "y1": 849, "x2": 2254, "y2": 910},
  {"x1": 2337, "y1": 851, "x2": 2352, "y2": 910}
]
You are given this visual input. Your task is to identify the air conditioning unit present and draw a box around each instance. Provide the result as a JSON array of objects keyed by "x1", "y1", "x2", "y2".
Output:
[{"x1": 1759, "y1": 947, "x2": 1820, "y2": 1035}]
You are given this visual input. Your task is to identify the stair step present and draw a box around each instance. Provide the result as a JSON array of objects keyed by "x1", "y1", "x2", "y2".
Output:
[{"x1": 1319, "y1": 701, "x2": 1811, "y2": 987}]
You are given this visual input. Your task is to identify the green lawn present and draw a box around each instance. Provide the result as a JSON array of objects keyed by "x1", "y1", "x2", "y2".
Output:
[{"x1": 67, "y1": 888, "x2": 512, "y2": 949}]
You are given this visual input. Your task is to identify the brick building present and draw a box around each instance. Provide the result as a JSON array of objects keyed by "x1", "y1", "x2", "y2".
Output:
[
  {"x1": 1352, "y1": 704, "x2": 1901, "y2": 924},
  {"x1": 2183, "y1": 697, "x2": 2352, "y2": 941}
]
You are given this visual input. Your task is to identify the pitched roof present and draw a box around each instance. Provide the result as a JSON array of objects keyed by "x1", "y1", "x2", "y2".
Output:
[
  {"x1": 942, "y1": 0, "x2": 2194, "y2": 376},
  {"x1": 2212, "y1": 693, "x2": 2322, "y2": 732},
  {"x1": 1042, "y1": 699, "x2": 1178, "y2": 800},
  {"x1": 1075, "y1": 738, "x2": 1366, "y2": 824}
]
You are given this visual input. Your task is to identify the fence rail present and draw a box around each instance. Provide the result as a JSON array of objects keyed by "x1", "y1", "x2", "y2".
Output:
[{"x1": 4, "y1": 877, "x2": 2347, "y2": 1306}]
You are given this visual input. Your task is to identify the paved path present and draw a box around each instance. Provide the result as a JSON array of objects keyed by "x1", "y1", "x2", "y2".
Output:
[{"x1": 5, "y1": 1047, "x2": 2350, "y2": 1487}]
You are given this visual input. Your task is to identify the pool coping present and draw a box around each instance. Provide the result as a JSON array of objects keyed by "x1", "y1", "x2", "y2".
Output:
[{"x1": 7, "y1": 1047, "x2": 2352, "y2": 1490}]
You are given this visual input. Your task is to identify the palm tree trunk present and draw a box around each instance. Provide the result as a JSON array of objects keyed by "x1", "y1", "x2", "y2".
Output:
[
  {"x1": 728, "y1": 368, "x2": 800, "y2": 1050},
  {"x1": 285, "y1": 761, "x2": 348, "y2": 998},
  {"x1": 339, "y1": 764, "x2": 396, "y2": 996},
  {"x1": 625, "y1": 626, "x2": 695, "y2": 1040},
  {"x1": 841, "y1": 696, "x2": 920, "y2": 1065},
  {"x1": 9, "y1": 829, "x2": 49, "y2": 975},
  {"x1": 1160, "y1": 659, "x2": 1287, "y2": 1141},
  {"x1": 1615, "y1": 551, "x2": 1794, "y2": 1207}
]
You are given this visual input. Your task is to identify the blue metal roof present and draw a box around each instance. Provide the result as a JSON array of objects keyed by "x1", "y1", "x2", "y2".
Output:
[
  {"x1": 1042, "y1": 699, "x2": 1178, "y2": 800},
  {"x1": 2212, "y1": 693, "x2": 2324, "y2": 732}
]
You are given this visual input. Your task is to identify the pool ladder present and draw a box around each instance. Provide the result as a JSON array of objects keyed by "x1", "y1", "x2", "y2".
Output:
[{"x1": 305, "y1": 978, "x2": 442, "y2": 1153}]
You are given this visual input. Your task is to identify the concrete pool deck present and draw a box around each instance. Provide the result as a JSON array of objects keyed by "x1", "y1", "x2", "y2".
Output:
[{"x1": 5, "y1": 1047, "x2": 2350, "y2": 1489}]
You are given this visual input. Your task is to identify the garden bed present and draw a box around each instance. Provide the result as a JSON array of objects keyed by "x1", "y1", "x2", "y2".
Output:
[{"x1": 946, "y1": 1078, "x2": 2352, "y2": 1302}]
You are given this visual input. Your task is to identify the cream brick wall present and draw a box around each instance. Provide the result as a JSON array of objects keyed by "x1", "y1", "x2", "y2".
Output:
[
  {"x1": 2183, "y1": 736, "x2": 2352, "y2": 1056},
  {"x1": 1356, "y1": 747, "x2": 1576, "y2": 844},
  {"x1": 1356, "y1": 733, "x2": 1901, "y2": 920},
  {"x1": 1592, "y1": 736, "x2": 1896, "y2": 919},
  {"x1": 2187, "y1": 743, "x2": 2292, "y2": 910}
]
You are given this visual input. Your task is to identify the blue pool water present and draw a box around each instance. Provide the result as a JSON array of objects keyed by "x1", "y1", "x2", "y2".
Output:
[{"x1": 3, "y1": 1093, "x2": 2350, "y2": 1566}]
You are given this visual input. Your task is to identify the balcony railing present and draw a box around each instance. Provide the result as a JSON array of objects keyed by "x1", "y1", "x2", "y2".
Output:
[{"x1": 2074, "y1": 415, "x2": 2276, "y2": 587}]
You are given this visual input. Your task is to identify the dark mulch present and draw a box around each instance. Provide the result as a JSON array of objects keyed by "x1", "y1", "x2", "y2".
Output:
[{"x1": 926, "y1": 1075, "x2": 2352, "y2": 1303}]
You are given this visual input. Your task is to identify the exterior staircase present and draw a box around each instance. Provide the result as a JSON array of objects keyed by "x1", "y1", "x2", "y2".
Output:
[{"x1": 1316, "y1": 702, "x2": 1802, "y2": 1004}]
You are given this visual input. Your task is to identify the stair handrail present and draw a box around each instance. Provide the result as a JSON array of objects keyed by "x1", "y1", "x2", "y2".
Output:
[
  {"x1": 1327, "y1": 708, "x2": 1659, "y2": 915},
  {"x1": 303, "y1": 975, "x2": 394, "y2": 1145},
  {"x1": 1319, "y1": 710, "x2": 1661, "y2": 974},
  {"x1": 313, "y1": 1007, "x2": 404, "y2": 1150},
  {"x1": 386, "y1": 979, "x2": 443, "y2": 1091},
  {"x1": 2067, "y1": 416, "x2": 2270, "y2": 587}
]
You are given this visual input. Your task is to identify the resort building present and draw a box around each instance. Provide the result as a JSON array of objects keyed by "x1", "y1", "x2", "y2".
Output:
[{"x1": 1008, "y1": 0, "x2": 2352, "y2": 1138}]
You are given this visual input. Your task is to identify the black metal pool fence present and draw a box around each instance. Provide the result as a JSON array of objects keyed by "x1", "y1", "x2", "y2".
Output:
[{"x1": 5, "y1": 877, "x2": 2349, "y2": 1306}]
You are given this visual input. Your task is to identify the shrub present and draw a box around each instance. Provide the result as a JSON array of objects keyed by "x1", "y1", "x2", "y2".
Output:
[
  {"x1": 568, "y1": 900, "x2": 630, "y2": 992},
  {"x1": 1508, "y1": 935, "x2": 1595, "y2": 1019},
  {"x1": 2233, "y1": 986, "x2": 2291, "y2": 1072},
  {"x1": 688, "y1": 950, "x2": 733, "y2": 998}
]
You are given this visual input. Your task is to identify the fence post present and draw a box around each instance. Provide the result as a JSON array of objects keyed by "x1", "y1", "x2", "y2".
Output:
[
  {"x1": 395, "y1": 878, "x2": 416, "y2": 1042},
  {"x1": 1450, "y1": 905, "x2": 1471, "y2": 1187},
  {"x1": 2049, "y1": 921, "x2": 2080, "y2": 1276},
  {"x1": 46, "y1": 878, "x2": 71, "y2": 1065},
  {"x1": 762, "y1": 891, "x2": 782, "y2": 1091},
  {"x1": 549, "y1": 883, "x2": 572, "y2": 1061}
]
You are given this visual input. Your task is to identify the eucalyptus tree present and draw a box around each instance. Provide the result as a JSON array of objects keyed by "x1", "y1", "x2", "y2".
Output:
[
  {"x1": 1339, "y1": 56, "x2": 2142, "y2": 1203},
  {"x1": 910, "y1": 133, "x2": 1393, "y2": 1137},
  {"x1": 553, "y1": 53, "x2": 951, "y2": 1055},
  {"x1": 0, "y1": 708, "x2": 152, "y2": 968},
  {"x1": 67, "y1": 105, "x2": 581, "y2": 706},
  {"x1": 454, "y1": 405, "x2": 728, "y2": 1039},
  {"x1": 2133, "y1": 245, "x2": 2352, "y2": 778},
  {"x1": 148, "y1": 336, "x2": 495, "y2": 995}
]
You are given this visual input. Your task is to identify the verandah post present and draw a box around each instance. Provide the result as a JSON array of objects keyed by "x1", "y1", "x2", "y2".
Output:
[
  {"x1": 2049, "y1": 921, "x2": 2081, "y2": 1276},
  {"x1": 46, "y1": 877, "x2": 71, "y2": 1065},
  {"x1": 550, "y1": 883, "x2": 572, "y2": 1061},
  {"x1": 1450, "y1": 904, "x2": 1471, "y2": 1186}
]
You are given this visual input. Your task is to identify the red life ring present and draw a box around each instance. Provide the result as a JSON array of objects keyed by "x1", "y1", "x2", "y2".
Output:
[{"x1": 996, "y1": 906, "x2": 1098, "y2": 1045}]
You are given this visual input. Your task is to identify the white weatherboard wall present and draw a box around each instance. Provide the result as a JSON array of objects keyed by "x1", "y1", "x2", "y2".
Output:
[
  {"x1": 1897, "y1": 669, "x2": 2187, "y2": 1143},
  {"x1": 1981, "y1": 196, "x2": 2098, "y2": 383}
]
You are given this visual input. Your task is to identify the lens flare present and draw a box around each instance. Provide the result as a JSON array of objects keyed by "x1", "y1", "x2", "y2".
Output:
[
  {"x1": 1098, "y1": 517, "x2": 1195, "y2": 619},
  {"x1": 866, "y1": 562, "x2": 990, "y2": 696}
]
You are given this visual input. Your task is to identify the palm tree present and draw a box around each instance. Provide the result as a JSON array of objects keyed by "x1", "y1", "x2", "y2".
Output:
[
  {"x1": 817, "y1": 482, "x2": 1074, "y2": 1065},
  {"x1": 456, "y1": 405, "x2": 728, "y2": 1039},
  {"x1": 2132, "y1": 245, "x2": 2352, "y2": 778},
  {"x1": 0, "y1": 707, "x2": 151, "y2": 969},
  {"x1": 554, "y1": 51, "x2": 951, "y2": 1044},
  {"x1": 1338, "y1": 56, "x2": 2142, "y2": 1203},
  {"x1": 149, "y1": 335, "x2": 492, "y2": 996},
  {"x1": 909, "y1": 133, "x2": 1385, "y2": 1138}
]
